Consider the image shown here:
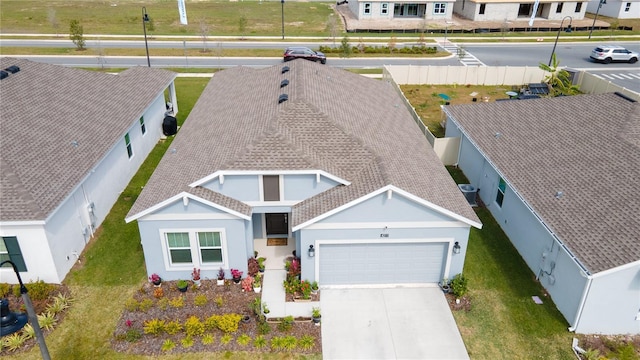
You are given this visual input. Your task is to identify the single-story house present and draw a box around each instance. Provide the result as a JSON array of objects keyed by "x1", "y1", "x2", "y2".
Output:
[
  {"x1": 453, "y1": 0, "x2": 587, "y2": 22},
  {"x1": 0, "y1": 58, "x2": 177, "y2": 284},
  {"x1": 346, "y1": 0, "x2": 455, "y2": 21},
  {"x1": 125, "y1": 60, "x2": 482, "y2": 287},
  {"x1": 586, "y1": 0, "x2": 639, "y2": 20},
  {"x1": 443, "y1": 92, "x2": 640, "y2": 335}
]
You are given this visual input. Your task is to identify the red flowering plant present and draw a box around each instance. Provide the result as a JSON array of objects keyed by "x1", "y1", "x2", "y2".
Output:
[
  {"x1": 231, "y1": 268, "x2": 243, "y2": 279},
  {"x1": 241, "y1": 276, "x2": 254, "y2": 292},
  {"x1": 299, "y1": 280, "x2": 312, "y2": 299}
]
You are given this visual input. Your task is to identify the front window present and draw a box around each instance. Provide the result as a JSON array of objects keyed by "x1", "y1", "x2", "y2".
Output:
[
  {"x1": 1, "y1": 236, "x2": 27, "y2": 272},
  {"x1": 364, "y1": 3, "x2": 371, "y2": 15},
  {"x1": 625, "y1": 2, "x2": 631, "y2": 11},
  {"x1": 434, "y1": 3, "x2": 446, "y2": 14},
  {"x1": 496, "y1": 178, "x2": 506, "y2": 207},
  {"x1": 125, "y1": 133, "x2": 133, "y2": 158},
  {"x1": 479, "y1": 3, "x2": 486, "y2": 14},
  {"x1": 140, "y1": 116, "x2": 146, "y2": 135},
  {"x1": 394, "y1": 3, "x2": 425, "y2": 17},
  {"x1": 381, "y1": 3, "x2": 389, "y2": 15},
  {"x1": 518, "y1": 4, "x2": 532, "y2": 16},
  {"x1": 263, "y1": 175, "x2": 281, "y2": 201},
  {"x1": 198, "y1": 232, "x2": 223, "y2": 264},
  {"x1": 166, "y1": 232, "x2": 192, "y2": 265},
  {"x1": 556, "y1": 3, "x2": 563, "y2": 13},
  {"x1": 575, "y1": 2, "x2": 582, "y2": 12}
]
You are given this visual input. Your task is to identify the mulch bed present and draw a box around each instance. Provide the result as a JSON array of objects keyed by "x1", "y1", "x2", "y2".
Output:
[
  {"x1": 445, "y1": 292, "x2": 472, "y2": 312},
  {"x1": 112, "y1": 280, "x2": 322, "y2": 356}
]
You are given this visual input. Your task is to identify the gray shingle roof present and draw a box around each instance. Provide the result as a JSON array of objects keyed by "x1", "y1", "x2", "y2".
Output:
[
  {"x1": 444, "y1": 93, "x2": 640, "y2": 273},
  {"x1": 127, "y1": 60, "x2": 480, "y2": 228},
  {"x1": 0, "y1": 58, "x2": 176, "y2": 221}
]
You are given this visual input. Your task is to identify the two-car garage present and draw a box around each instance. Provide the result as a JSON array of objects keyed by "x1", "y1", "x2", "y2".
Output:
[{"x1": 317, "y1": 241, "x2": 449, "y2": 286}]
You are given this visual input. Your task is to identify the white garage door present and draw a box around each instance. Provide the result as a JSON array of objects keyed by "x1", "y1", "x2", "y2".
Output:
[{"x1": 319, "y1": 242, "x2": 447, "y2": 285}]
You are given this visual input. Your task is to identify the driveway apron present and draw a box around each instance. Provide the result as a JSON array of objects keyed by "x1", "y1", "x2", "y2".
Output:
[{"x1": 321, "y1": 287, "x2": 469, "y2": 359}]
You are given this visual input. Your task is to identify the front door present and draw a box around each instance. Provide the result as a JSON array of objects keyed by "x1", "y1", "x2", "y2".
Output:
[{"x1": 265, "y1": 213, "x2": 288, "y2": 237}]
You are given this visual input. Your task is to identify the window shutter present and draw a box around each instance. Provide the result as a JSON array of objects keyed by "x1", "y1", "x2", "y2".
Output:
[{"x1": 3, "y1": 237, "x2": 27, "y2": 272}]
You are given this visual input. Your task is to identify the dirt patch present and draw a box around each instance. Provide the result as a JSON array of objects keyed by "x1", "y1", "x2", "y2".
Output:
[
  {"x1": 112, "y1": 280, "x2": 321, "y2": 355},
  {"x1": 445, "y1": 292, "x2": 472, "y2": 312}
]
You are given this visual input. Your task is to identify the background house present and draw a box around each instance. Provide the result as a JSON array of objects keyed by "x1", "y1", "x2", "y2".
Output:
[
  {"x1": 586, "y1": 0, "x2": 640, "y2": 19},
  {"x1": 453, "y1": 0, "x2": 588, "y2": 22},
  {"x1": 0, "y1": 58, "x2": 177, "y2": 284},
  {"x1": 345, "y1": 0, "x2": 455, "y2": 21},
  {"x1": 126, "y1": 60, "x2": 481, "y2": 287},
  {"x1": 443, "y1": 92, "x2": 640, "y2": 335}
]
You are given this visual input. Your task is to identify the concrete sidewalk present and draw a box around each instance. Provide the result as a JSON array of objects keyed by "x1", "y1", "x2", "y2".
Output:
[{"x1": 261, "y1": 269, "x2": 319, "y2": 319}]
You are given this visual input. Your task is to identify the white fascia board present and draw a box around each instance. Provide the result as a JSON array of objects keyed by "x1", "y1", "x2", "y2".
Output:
[
  {"x1": 125, "y1": 192, "x2": 251, "y2": 223},
  {"x1": 590, "y1": 258, "x2": 640, "y2": 279},
  {"x1": 0, "y1": 220, "x2": 47, "y2": 226},
  {"x1": 189, "y1": 169, "x2": 350, "y2": 188},
  {"x1": 293, "y1": 185, "x2": 482, "y2": 232},
  {"x1": 244, "y1": 200, "x2": 299, "y2": 207},
  {"x1": 305, "y1": 221, "x2": 469, "y2": 230}
]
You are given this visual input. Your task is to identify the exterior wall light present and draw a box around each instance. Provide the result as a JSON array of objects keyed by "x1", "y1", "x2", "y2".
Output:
[
  {"x1": 453, "y1": 241, "x2": 461, "y2": 254},
  {"x1": 308, "y1": 245, "x2": 315, "y2": 257}
]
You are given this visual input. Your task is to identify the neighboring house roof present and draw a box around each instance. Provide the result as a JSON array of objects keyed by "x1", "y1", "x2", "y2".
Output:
[
  {"x1": 0, "y1": 58, "x2": 176, "y2": 222},
  {"x1": 127, "y1": 60, "x2": 480, "y2": 228},
  {"x1": 444, "y1": 93, "x2": 640, "y2": 274}
]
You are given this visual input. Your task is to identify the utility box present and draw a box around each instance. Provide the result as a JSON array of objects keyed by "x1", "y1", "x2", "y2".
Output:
[{"x1": 458, "y1": 184, "x2": 477, "y2": 207}]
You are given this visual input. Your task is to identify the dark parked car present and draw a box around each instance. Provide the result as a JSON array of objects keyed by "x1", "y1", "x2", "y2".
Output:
[{"x1": 283, "y1": 47, "x2": 326, "y2": 64}]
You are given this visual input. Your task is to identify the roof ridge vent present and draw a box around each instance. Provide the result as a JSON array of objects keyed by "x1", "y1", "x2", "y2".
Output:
[
  {"x1": 278, "y1": 94, "x2": 289, "y2": 104},
  {"x1": 5, "y1": 65, "x2": 20, "y2": 74},
  {"x1": 280, "y1": 79, "x2": 289, "y2": 88},
  {"x1": 281, "y1": 66, "x2": 290, "y2": 74}
]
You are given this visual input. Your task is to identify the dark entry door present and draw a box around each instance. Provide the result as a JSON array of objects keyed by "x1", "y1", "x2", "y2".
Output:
[{"x1": 265, "y1": 213, "x2": 288, "y2": 236}]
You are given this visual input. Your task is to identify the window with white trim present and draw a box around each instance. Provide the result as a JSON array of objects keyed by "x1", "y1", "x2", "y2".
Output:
[
  {"x1": 1, "y1": 236, "x2": 27, "y2": 272},
  {"x1": 479, "y1": 3, "x2": 486, "y2": 14},
  {"x1": 125, "y1": 133, "x2": 133, "y2": 158},
  {"x1": 140, "y1": 116, "x2": 146, "y2": 135},
  {"x1": 556, "y1": 2, "x2": 563, "y2": 13},
  {"x1": 381, "y1": 3, "x2": 389, "y2": 14},
  {"x1": 624, "y1": 2, "x2": 631, "y2": 11},
  {"x1": 434, "y1": 3, "x2": 446, "y2": 14},
  {"x1": 496, "y1": 178, "x2": 506, "y2": 207},
  {"x1": 198, "y1": 232, "x2": 223, "y2": 264},
  {"x1": 575, "y1": 2, "x2": 582, "y2": 12},
  {"x1": 364, "y1": 3, "x2": 372, "y2": 15},
  {"x1": 166, "y1": 232, "x2": 192, "y2": 265},
  {"x1": 263, "y1": 175, "x2": 280, "y2": 201}
]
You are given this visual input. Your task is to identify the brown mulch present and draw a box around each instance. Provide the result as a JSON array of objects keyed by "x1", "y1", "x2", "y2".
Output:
[
  {"x1": 112, "y1": 280, "x2": 322, "y2": 356},
  {"x1": 577, "y1": 334, "x2": 640, "y2": 359},
  {"x1": 445, "y1": 292, "x2": 472, "y2": 312}
]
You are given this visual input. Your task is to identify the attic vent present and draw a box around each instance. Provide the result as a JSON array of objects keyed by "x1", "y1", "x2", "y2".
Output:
[
  {"x1": 280, "y1": 79, "x2": 289, "y2": 88},
  {"x1": 0, "y1": 71, "x2": 7, "y2": 80},
  {"x1": 281, "y1": 66, "x2": 290, "y2": 74},
  {"x1": 278, "y1": 94, "x2": 289, "y2": 104},
  {"x1": 5, "y1": 65, "x2": 20, "y2": 74}
]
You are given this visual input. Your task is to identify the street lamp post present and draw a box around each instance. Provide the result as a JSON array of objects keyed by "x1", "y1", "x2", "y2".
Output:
[
  {"x1": 281, "y1": 0, "x2": 285, "y2": 40},
  {"x1": 548, "y1": 16, "x2": 572, "y2": 66},
  {"x1": 588, "y1": 0, "x2": 606, "y2": 39},
  {"x1": 0, "y1": 260, "x2": 51, "y2": 360},
  {"x1": 142, "y1": 6, "x2": 151, "y2": 67},
  {"x1": 444, "y1": 21, "x2": 454, "y2": 44}
]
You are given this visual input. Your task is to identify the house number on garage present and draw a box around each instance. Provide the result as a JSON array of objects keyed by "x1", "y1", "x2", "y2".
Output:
[{"x1": 380, "y1": 233, "x2": 389, "y2": 238}]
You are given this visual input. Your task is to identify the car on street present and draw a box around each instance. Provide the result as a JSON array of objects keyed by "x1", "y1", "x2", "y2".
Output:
[
  {"x1": 590, "y1": 45, "x2": 638, "y2": 64},
  {"x1": 283, "y1": 47, "x2": 327, "y2": 64}
]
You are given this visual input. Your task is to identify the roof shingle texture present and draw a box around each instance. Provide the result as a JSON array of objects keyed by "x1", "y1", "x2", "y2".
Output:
[
  {"x1": 0, "y1": 58, "x2": 176, "y2": 221},
  {"x1": 128, "y1": 60, "x2": 479, "y2": 228},
  {"x1": 445, "y1": 93, "x2": 640, "y2": 273}
]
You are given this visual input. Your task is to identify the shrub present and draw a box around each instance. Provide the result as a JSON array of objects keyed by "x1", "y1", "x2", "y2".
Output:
[
  {"x1": 184, "y1": 316, "x2": 204, "y2": 337},
  {"x1": 214, "y1": 295, "x2": 224, "y2": 308},
  {"x1": 253, "y1": 334, "x2": 267, "y2": 348},
  {"x1": 161, "y1": 339, "x2": 175, "y2": 352},
  {"x1": 153, "y1": 287, "x2": 164, "y2": 299},
  {"x1": 125, "y1": 328, "x2": 142, "y2": 343},
  {"x1": 241, "y1": 276, "x2": 254, "y2": 292},
  {"x1": 282, "y1": 335, "x2": 297, "y2": 351},
  {"x1": 181, "y1": 335, "x2": 194, "y2": 348},
  {"x1": 157, "y1": 297, "x2": 169, "y2": 310},
  {"x1": 21, "y1": 323, "x2": 35, "y2": 340},
  {"x1": 37, "y1": 311, "x2": 57, "y2": 331},
  {"x1": 194, "y1": 294, "x2": 208, "y2": 306},
  {"x1": 143, "y1": 319, "x2": 166, "y2": 335},
  {"x1": 271, "y1": 336, "x2": 285, "y2": 351},
  {"x1": 202, "y1": 333, "x2": 215, "y2": 345},
  {"x1": 46, "y1": 293, "x2": 72, "y2": 315},
  {"x1": 0, "y1": 283, "x2": 11, "y2": 297},
  {"x1": 220, "y1": 333, "x2": 232, "y2": 345},
  {"x1": 165, "y1": 320, "x2": 183, "y2": 335},
  {"x1": 169, "y1": 296, "x2": 184, "y2": 308},
  {"x1": 139, "y1": 298, "x2": 154, "y2": 312},
  {"x1": 2, "y1": 332, "x2": 27, "y2": 352},
  {"x1": 237, "y1": 334, "x2": 251, "y2": 346},
  {"x1": 257, "y1": 319, "x2": 271, "y2": 335},
  {"x1": 299, "y1": 335, "x2": 315, "y2": 351},
  {"x1": 204, "y1": 315, "x2": 218, "y2": 331},
  {"x1": 450, "y1": 273, "x2": 468, "y2": 297},
  {"x1": 250, "y1": 297, "x2": 261, "y2": 316},
  {"x1": 278, "y1": 316, "x2": 294, "y2": 332},
  {"x1": 216, "y1": 313, "x2": 242, "y2": 333},
  {"x1": 248, "y1": 257, "x2": 260, "y2": 276},
  {"x1": 124, "y1": 298, "x2": 139, "y2": 312},
  {"x1": 24, "y1": 280, "x2": 55, "y2": 301}
]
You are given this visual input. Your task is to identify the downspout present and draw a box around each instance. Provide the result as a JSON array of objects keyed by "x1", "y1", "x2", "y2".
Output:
[{"x1": 568, "y1": 274, "x2": 593, "y2": 332}]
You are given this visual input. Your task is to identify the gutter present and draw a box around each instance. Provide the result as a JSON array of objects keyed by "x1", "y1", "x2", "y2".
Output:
[{"x1": 568, "y1": 273, "x2": 593, "y2": 333}]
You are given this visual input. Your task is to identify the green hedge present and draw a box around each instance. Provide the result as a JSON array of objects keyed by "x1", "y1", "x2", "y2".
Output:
[{"x1": 319, "y1": 45, "x2": 437, "y2": 55}]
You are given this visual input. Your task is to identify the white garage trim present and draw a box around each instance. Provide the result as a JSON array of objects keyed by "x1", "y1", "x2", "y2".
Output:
[
  {"x1": 305, "y1": 221, "x2": 469, "y2": 230},
  {"x1": 314, "y1": 238, "x2": 455, "y2": 285}
]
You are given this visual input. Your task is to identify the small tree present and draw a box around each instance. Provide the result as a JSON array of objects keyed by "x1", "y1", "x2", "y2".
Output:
[
  {"x1": 199, "y1": 18, "x2": 210, "y2": 53},
  {"x1": 340, "y1": 36, "x2": 351, "y2": 58},
  {"x1": 69, "y1": 20, "x2": 85, "y2": 51},
  {"x1": 538, "y1": 53, "x2": 580, "y2": 97},
  {"x1": 388, "y1": 36, "x2": 397, "y2": 54},
  {"x1": 48, "y1": 8, "x2": 59, "y2": 37},
  {"x1": 238, "y1": 15, "x2": 248, "y2": 40},
  {"x1": 325, "y1": 14, "x2": 338, "y2": 47}
]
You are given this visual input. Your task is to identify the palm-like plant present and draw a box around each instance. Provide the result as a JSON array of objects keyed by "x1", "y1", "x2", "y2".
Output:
[{"x1": 538, "y1": 53, "x2": 580, "y2": 97}]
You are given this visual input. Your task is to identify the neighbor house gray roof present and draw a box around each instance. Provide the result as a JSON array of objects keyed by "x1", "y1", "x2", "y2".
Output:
[
  {"x1": 444, "y1": 93, "x2": 640, "y2": 274},
  {"x1": 0, "y1": 58, "x2": 176, "y2": 222},
  {"x1": 127, "y1": 60, "x2": 480, "y2": 227}
]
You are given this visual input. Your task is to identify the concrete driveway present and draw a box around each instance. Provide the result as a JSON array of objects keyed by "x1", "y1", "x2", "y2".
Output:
[{"x1": 321, "y1": 287, "x2": 469, "y2": 359}]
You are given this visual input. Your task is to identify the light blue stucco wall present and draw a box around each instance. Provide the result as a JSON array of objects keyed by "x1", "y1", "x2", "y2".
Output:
[
  {"x1": 578, "y1": 265, "x2": 640, "y2": 334},
  {"x1": 252, "y1": 214, "x2": 264, "y2": 238},
  {"x1": 283, "y1": 174, "x2": 339, "y2": 201},
  {"x1": 448, "y1": 118, "x2": 638, "y2": 334},
  {"x1": 297, "y1": 192, "x2": 472, "y2": 283},
  {"x1": 204, "y1": 175, "x2": 261, "y2": 202}
]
